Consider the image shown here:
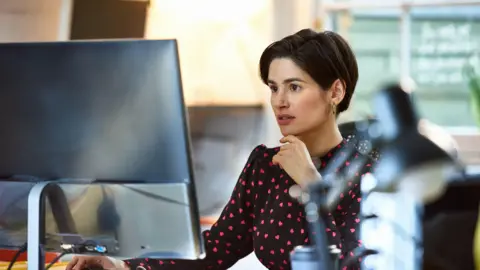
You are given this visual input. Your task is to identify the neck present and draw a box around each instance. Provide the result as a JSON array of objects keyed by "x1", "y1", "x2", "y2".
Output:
[{"x1": 298, "y1": 121, "x2": 343, "y2": 158}]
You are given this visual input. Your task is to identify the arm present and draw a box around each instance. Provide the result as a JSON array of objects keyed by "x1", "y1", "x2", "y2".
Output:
[{"x1": 123, "y1": 146, "x2": 264, "y2": 270}]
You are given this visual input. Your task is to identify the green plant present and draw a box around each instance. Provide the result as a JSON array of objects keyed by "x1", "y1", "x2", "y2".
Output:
[{"x1": 464, "y1": 64, "x2": 480, "y2": 127}]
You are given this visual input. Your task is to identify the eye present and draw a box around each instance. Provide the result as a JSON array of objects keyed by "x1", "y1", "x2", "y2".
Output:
[
  {"x1": 269, "y1": 85, "x2": 278, "y2": 92},
  {"x1": 289, "y1": 84, "x2": 301, "y2": 92}
]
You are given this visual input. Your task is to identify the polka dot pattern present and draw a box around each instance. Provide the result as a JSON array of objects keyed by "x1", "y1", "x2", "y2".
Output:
[{"x1": 124, "y1": 140, "x2": 373, "y2": 270}]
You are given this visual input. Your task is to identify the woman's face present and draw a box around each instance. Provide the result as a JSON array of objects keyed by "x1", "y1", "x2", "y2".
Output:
[{"x1": 268, "y1": 58, "x2": 338, "y2": 137}]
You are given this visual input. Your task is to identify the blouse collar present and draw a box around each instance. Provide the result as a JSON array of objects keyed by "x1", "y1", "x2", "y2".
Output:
[{"x1": 311, "y1": 139, "x2": 347, "y2": 171}]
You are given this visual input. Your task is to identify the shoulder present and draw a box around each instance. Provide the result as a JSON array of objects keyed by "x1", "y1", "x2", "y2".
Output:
[
  {"x1": 243, "y1": 145, "x2": 282, "y2": 175},
  {"x1": 246, "y1": 144, "x2": 280, "y2": 163},
  {"x1": 239, "y1": 146, "x2": 283, "y2": 188}
]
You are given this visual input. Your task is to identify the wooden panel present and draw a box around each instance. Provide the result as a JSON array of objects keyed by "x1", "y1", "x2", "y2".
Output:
[{"x1": 70, "y1": 0, "x2": 148, "y2": 40}]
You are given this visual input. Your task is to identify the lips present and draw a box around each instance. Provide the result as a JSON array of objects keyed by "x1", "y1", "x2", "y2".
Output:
[
  {"x1": 277, "y1": 114, "x2": 295, "y2": 120},
  {"x1": 276, "y1": 114, "x2": 295, "y2": 125}
]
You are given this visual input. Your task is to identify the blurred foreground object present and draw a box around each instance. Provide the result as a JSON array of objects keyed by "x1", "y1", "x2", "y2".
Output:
[
  {"x1": 464, "y1": 63, "x2": 480, "y2": 127},
  {"x1": 362, "y1": 83, "x2": 459, "y2": 270},
  {"x1": 417, "y1": 120, "x2": 459, "y2": 158},
  {"x1": 371, "y1": 83, "x2": 456, "y2": 203},
  {"x1": 463, "y1": 61, "x2": 480, "y2": 270},
  {"x1": 476, "y1": 205, "x2": 480, "y2": 270},
  {"x1": 301, "y1": 83, "x2": 475, "y2": 269}
]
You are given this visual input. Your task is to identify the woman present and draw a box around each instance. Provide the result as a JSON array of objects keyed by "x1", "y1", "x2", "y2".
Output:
[{"x1": 66, "y1": 29, "x2": 374, "y2": 270}]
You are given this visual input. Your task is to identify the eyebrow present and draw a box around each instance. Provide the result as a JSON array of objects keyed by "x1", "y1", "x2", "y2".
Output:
[{"x1": 267, "y1": 78, "x2": 306, "y2": 84}]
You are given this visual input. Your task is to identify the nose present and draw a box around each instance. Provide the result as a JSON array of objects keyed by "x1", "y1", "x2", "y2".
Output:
[{"x1": 272, "y1": 90, "x2": 289, "y2": 109}]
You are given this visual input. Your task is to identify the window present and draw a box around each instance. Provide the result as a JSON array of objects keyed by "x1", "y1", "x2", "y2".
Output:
[
  {"x1": 410, "y1": 6, "x2": 480, "y2": 127},
  {"x1": 329, "y1": 10, "x2": 401, "y2": 122},
  {"x1": 331, "y1": 5, "x2": 480, "y2": 127},
  {"x1": 326, "y1": 2, "x2": 480, "y2": 165}
]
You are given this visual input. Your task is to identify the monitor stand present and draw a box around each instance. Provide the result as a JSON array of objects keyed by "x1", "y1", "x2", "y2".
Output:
[{"x1": 28, "y1": 181, "x2": 73, "y2": 270}]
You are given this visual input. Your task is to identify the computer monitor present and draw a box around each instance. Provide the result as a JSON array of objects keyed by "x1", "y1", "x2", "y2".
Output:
[{"x1": 0, "y1": 39, "x2": 204, "y2": 260}]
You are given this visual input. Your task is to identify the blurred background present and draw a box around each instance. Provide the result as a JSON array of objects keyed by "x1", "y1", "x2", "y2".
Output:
[{"x1": 1, "y1": 0, "x2": 479, "y2": 268}]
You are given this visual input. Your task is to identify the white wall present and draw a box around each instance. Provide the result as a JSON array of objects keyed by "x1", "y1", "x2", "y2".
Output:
[
  {"x1": 145, "y1": 0, "x2": 273, "y2": 106},
  {"x1": 0, "y1": 0, "x2": 72, "y2": 42}
]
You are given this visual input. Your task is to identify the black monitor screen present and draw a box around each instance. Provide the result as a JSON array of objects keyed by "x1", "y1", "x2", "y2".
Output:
[{"x1": 0, "y1": 40, "x2": 194, "y2": 183}]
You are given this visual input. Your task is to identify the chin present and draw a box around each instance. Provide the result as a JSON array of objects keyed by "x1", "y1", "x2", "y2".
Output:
[{"x1": 279, "y1": 127, "x2": 300, "y2": 137}]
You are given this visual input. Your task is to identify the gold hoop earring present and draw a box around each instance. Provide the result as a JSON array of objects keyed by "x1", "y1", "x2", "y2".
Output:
[{"x1": 331, "y1": 103, "x2": 337, "y2": 115}]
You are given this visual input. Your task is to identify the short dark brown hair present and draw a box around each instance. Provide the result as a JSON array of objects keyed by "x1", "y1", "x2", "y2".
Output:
[{"x1": 259, "y1": 29, "x2": 358, "y2": 115}]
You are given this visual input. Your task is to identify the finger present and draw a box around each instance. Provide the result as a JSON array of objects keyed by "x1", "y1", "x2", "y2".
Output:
[
  {"x1": 280, "y1": 135, "x2": 298, "y2": 144},
  {"x1": 272, "y1": 154, "x2": 285, "y2": 169},
  {"x1": 72, "y1": 260, "x2": 86, "y2": 270},
  {"x1": 95, "y1": 257, "x2": 106, "y2": 266},
  {"x1": 71, "y1": 259, "x2": 80, "y2": 270},
  {"x1": 272, "y1": 154, "x2": 279, "y2": 165},
  {"x1": 272, "y1": 154, "x2": 282, "y2": 165},
  {"x1": 279, "y1": 143, "x2": 292, "y2": 152},
  {"x1": 66, "y1": 257, "x2": 79, "y2": 270},
  {"x1": 275, "y1": 150, "x2": 286, "y2": 157}
]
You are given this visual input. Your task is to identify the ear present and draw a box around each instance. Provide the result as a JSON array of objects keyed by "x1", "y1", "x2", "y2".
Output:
[{"x1": 329, "y1": 79, "x2": 346, "y2": 105}]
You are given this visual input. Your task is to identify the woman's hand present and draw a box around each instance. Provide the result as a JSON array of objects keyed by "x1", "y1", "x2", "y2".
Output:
[
  {"x1": 272, "y1": 135, "x2": 321, "y2": 188},
  {"x1": 65, "y1": 255, "x2": 128, "y2": 270}
]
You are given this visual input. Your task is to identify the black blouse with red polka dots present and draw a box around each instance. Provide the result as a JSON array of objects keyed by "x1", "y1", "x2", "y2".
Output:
[{"x1": 124, "y1": 139, "x2": 374, "y2": 270}]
